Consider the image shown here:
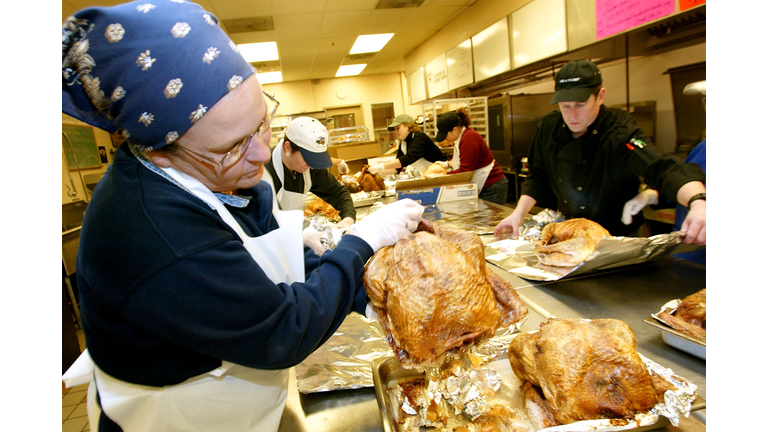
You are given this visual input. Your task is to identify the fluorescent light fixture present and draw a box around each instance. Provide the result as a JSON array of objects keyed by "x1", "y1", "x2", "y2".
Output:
[
  {"x1": 336, "y1": 64, "x2": 367, "y2": 77},
  {"x1": 256, "y1": 71, "x2": 283, "y2": 84},
  {"x1": 237, "y1": 42, "x2": 279, "y2": 62},
  {"x1": 349, "y1": 33, "x2": 394, "y2": 54}
]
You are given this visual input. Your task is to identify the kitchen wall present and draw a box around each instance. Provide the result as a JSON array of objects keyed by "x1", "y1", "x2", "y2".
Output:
[{"x1": 262, "y1": 72, "x2": 407, "y2": 137}]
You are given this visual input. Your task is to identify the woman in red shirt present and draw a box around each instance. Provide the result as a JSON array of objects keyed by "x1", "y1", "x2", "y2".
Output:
[{"x1": 435, "y1": 108, "x2": 509, "y2": 205}]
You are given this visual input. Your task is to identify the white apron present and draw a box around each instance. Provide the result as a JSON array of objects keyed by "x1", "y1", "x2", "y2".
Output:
[
  {"x1": 264, "y1": 144, "x2": 312, "y2": 212},
  {"x1": 452, "y1": 127, "x2": 493, "y2": 188},
  {"x1": 401, "y1": 134, "x2": 433, "y2": 175},
  {"x1": 67, "y1": 166, "x2": 305, "y2": 432}
]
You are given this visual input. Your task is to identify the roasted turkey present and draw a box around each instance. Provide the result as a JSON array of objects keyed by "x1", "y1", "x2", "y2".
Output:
[
  {"x1": 423, "y1": 162, "x2": 447, "y2": 176},
  {"x1": 354, "y1": 164, "x2": 385, "y2": 192},
  {"x1": 534, "y1": 218, "x2": 610, "y2": 267},
  {"x1": 304, "y1": 197, "x2": 339, "y2": 220},
  {"x1": 656, "y1": 288, "x2": 706, "y2": 342},
  {"x1": 363, "y1": 219, "x2": 528, "y2": 369},
  {"x1": 508, "y1": 318, "x2": 661, "y2": 427}
]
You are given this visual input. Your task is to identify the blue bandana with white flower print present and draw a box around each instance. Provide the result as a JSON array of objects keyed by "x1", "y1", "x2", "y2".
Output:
[{"x1": 62, "y1": 0, "x2": 255, "y2": 150}]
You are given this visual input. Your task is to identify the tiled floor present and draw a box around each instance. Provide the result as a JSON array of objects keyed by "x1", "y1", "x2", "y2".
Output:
[{"x1": 63, "y1": 329, "x2": 90, "y2": 432}]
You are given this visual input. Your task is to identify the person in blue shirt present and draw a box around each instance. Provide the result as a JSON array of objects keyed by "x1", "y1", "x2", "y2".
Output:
[{"x1": 62, "y1": 2, "x2": 423, "y2": 430}]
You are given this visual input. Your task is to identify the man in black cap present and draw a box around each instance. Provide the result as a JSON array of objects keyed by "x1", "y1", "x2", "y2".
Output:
[{"x1": 494, "y1": 60, "x2": 706, "y2": 244}]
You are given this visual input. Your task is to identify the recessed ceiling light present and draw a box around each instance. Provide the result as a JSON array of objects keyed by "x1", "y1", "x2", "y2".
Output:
[
  {"x1": 349, "y1": 33, "x2": 394, "y2": 54},
  {"x1": 237, "y1": 42, "x2": 279, "y2": 62},
  {"x1": 336, "y1": 64, "x2": 367, "y2": 77},
  {"x1": 257, "y1": 71, "x2": 283, "y2": 84}
]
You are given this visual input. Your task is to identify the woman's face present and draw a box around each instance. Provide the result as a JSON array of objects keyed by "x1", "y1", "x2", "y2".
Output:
[
  {"x1": 444, "y1": 126, "x2": 461, "y2": 143},
  {"x1": 396, "y1": 124, "x2": 410, "y2": 141},
  {"x1": 153, "y1": 76, "x2": 273, "y2": 192},
  {"x1": 282, "y1": 143, "x2": 310, "y2": 174}
]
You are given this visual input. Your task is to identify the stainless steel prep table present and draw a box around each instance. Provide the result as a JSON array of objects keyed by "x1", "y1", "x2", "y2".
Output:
[{"x1": 277, "y1": 198, "x2": 706, "y2": 431}]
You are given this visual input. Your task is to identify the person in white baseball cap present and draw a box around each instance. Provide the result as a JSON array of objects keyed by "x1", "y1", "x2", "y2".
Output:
[{"x1": 263, "y1": 117, "x2": 357, "y2": 254}]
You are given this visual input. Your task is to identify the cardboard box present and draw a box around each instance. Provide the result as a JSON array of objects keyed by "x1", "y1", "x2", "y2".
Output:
[
  {"x1": 396, "y1": 183, "x2": 478, "y2": 204},
  {"x1": 327, "y1": 141, "x2": 381, "y2": 161},
  {"x1": 395, "y1": 172, "x2": 477, "y2": 205},
  {"x1": 328, "y1": 141, "x2": 382, "y2": 176}
]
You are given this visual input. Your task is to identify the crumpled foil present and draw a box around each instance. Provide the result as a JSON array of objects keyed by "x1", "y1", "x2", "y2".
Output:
[
  {"x1": 484, "y1": 211, "x2": 704, "y2": 282},
  {"x1": 295, "y1": 313, "x2": 393, "y2": 393},
  {"x1": 305, "y1": 213, "x2": 346, "y2": 250},
  {"x1": 396, "y1": 357, "x2": 504, "y2": 428},
  {"x1": 518, "y1": 209, "x2": 566, "y2": 241}
]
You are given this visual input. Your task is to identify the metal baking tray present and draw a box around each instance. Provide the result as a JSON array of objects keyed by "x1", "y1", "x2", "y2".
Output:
[
  {"x1": 372, "y1": 356, "x2": 701, "y2": 432},
  {"x1": 644, "y1": 316, "x2": 706, "y2": 360}
]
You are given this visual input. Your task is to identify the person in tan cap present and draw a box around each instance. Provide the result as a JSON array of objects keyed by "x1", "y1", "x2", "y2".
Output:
[
  {"x1": 494, "y1": 60, "x2": 706, "y2": 244},
  {"x1": 368, "y1": 113, "x2": 446, "y2": 176}
]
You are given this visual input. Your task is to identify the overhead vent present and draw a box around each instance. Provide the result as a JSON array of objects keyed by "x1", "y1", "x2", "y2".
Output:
[
  {"x1": 375, "y1": 0, "x2": 425, "y2": 9},
  {"x1": 645, "y1": 7, "x2": 705, "y2": 37},
  {"x1": 346, "y1": 53, "x2": 377, "y2": 61},
  {"x1": 250, "y1": 60, "x2": 281, "y2": 71},
  {"x1": 222, "y1": 16, "x2": 274, "y2": 33}
]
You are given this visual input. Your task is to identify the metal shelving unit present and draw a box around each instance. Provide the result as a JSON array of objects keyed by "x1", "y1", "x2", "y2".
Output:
[{"x1": 421, "y1": 97, "x2": 488, "y2": 143}]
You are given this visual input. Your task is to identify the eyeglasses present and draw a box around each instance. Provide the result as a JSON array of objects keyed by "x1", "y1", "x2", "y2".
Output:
[{"x1": 177, "y1": 91, "x2": 280, "y2": 168}]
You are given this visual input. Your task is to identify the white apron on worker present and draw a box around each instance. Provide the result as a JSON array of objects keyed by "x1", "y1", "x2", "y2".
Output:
[{"x1": 81, "y1": 166, "x2": 304, "y2": 432}]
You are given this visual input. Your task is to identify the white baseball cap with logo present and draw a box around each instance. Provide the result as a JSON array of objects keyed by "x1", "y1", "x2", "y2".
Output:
[{"x1": 284, "y1": 117, "x2": 332, "y2": 169}]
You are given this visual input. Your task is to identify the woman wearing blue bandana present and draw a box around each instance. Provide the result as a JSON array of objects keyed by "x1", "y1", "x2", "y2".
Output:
[{"x1": 62, "y1": 1, "x2": 423, "y2": 431}]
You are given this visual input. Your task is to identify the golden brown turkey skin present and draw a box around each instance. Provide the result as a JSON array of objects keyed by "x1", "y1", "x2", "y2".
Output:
[
  {"x1": 508, "y1": 318, "x2": 659, "y2": 425},
  {"x1": 534, "y1": 218, "x2": 610, "y2": 267},
  {"x1": 675, "y1": 288, "x2": 706, "y2": 330},
  {"x1": 363, "y1": 219, "x2": 528, "y2": 369}
]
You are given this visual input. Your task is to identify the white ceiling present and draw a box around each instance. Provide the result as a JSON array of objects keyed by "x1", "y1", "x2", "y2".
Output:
[{"x1": 62, "y1": 0, "x2": 477, "y2": 83}]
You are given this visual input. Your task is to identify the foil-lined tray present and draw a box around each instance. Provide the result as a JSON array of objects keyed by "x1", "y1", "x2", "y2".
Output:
[
  {"x1": 373, "y1": 343, "x2": 701, "y2": 432},
  {"x1": 645, "y1": 299, "x2": 706, "y2": 360},
  {"x1": 484, "y1": 232, "x2": 702, "y2": 282}
]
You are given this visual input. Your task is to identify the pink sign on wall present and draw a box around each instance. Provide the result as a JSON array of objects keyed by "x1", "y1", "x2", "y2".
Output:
[{"x1": 596, "y1": 0, "x2": 675, "y2": 39}]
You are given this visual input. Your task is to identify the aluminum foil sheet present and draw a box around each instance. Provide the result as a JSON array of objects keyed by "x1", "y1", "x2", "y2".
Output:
[
  {"x1": 485, "y1": 226, "x2": 704, "y2": 282},
  {"x1": 295, "y1": 311, "x2": 526, "y2": 394},
  {"x1": 295, "y1": 313, "x2": 393, "y2": 393},
  {"x1": 305, "y1": 213, "x2": 346, "y2": 250}
]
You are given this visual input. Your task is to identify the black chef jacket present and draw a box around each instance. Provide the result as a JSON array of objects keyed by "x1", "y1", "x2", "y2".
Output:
[
  {"x1": 396, "y1": 131, "x2": 447, "y2": 171},
  {"x1": 521, "y1": 106, "x2": 705, "y2": 236}
]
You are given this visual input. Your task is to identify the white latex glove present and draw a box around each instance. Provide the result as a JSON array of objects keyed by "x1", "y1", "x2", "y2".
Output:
[
  {"x1": 338, "y1": 159, "x2": 349, "y2": 175},
  {"x1": 347, "y1": 199, "x2": 424, "y2": 252},
  {"x1": 368, "y1": 163, "x2": 386, "y2": 175},
  {"x1": 303, "y1": 226, "x2": 330, "y2": 256},
  {"x1": 621, "y1": 189, "x2": 659, "y2": 225},
  {"x1": 436, "y1": 160, "x2": 451, "y2": 169}
]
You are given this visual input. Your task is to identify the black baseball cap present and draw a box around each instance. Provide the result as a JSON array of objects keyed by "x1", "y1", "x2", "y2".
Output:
[
  {"x1": 435, "y1": 111, "x2": 460, "y2": 142},
  {"x1": 550, "y1": 60, "x2": 603, "y2": 104}
]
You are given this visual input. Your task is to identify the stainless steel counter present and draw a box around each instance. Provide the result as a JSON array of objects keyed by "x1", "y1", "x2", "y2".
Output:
[{"x1": 278, "y1": 198, "x2": 707, "y2": 431}]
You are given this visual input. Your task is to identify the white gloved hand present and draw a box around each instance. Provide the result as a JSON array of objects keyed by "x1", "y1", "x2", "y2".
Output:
[
  {"x1": 303, "y1": 226, "x2": 330, "y2": 256},
  {"x1": 338, "y1": 159, "x2": 349, "y2": 175},
  {"x1": 368, "y1": 163, "x2": 386, "y2": 175},
  {"x1": 436, "y1": 160, "x2": 451, "y2": 169},
  {"x1": 621, "y1": 189, "x2": 659, "y2": 225},
  {"x1": 348, "y1": 199, "x2": 424, "y2": 252}
]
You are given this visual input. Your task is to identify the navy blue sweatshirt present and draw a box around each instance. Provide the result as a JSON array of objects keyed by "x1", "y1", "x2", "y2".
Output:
[{"x1": 77, "y1": 143, "x2": 373, "y2": 387}]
